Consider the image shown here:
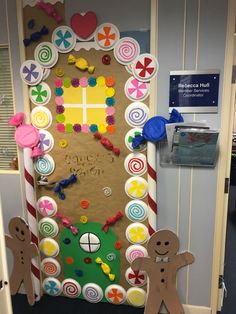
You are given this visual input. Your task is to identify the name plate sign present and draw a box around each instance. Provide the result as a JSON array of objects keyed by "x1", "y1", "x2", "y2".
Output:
[{"x1": 169, "y1": 70, "x2": 220, "y2": 113}]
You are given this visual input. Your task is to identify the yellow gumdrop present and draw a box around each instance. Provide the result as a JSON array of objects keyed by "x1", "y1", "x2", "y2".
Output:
[
  {"x1": 80, "y1": 215, "x2": 88, "y2": 224},
  {"x1": 98, "y1": 124, "x2": 107, "y2": 134},
  {"x1": 59, "y1": 139, "x2": 68, "y2": 148},
  {"x1": 97, "y1": 76, "x2": 106, "y2": 86},
  {"x1": 106, "y1": 87, "x2": 115, "y2": 97}
]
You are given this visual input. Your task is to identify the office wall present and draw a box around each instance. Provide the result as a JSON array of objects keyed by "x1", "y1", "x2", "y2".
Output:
[{"x1": 156, "y1": 0, "x2": 228, "y2": 307}]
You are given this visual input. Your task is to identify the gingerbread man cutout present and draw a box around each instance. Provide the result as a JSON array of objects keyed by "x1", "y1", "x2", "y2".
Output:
[
  {"x1": 5, "y1": 217, "x2": 40, "y2": 305},
  {"x1": 131, "y1": 229, "x2": 194, "y2": 314}
]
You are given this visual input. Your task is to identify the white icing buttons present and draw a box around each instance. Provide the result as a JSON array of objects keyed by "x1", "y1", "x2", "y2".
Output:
[
  {"x1": 39, "y1": 238, "x2": 59, "y2": 257},
  {"x1": 37, "y1": 196, "x2": 57, "y2": 217},
  {"x1": 125, "y1": 245, "x2": 148, "y2": 264},
  {"x1": 124, "y1": 76, "x2": 150, "y2": 102},
  {"x1": 125, "y1": 128, "x2": 147, "y2": 152},
  {"x1": 125, "y1": 267, "x2": 147, "y2": 287},
  {"x1": 20, "y1": 60, "x2": 43, "y2": 86},
  {"x1": 125, "y1": 200, "x2": 148, "y2": 222},
  {"x1": 42, "y1": 277, "x2": 62, "y2": 296},
  {"x1": 39, "y1": 217, "x2": 59, "y2": 238},
  {"x1": 113, "y1": 37, "x2": 140, "y2": 65},
  {"x1": 124, "y1": 153, "x2": 147, "y2": 176},
  {"x1": 126, "y1": 287, "x2": 146, "y2": 307},
  {"x1": 82, "y1": 283, "x2": 103, "y2": 303},
  {"x1": 132, "y1": 53, "x2": 159, "y2": 82},
  {"x1": 34, "y1": 154, "x2": 55, "y2": 176},
  {"x1": 105, "y1": 284, "x2": 127, "y2": 304},
  {"x1": 125, "y1": 176, "x2": 148, "y2": 199},
  {"x1": 52, "y1": 26, "x2": 76, "y2": 53},
  {"x1": 94, "y1": 23, "x2": 120, "y2": 51},
  {"x1": 29, "y1": 82, "x2": 51, "y2": 105},
  {"x1": 34, "y1": 42, "x2": 59, "y2": 68},
  {"x1": 125, "y1": 102, "x2": 149, "y2": 127},
  {"x1": 126, "y1": 223, "x2": 149, "y2": 244},
  {"x1": 62, "y1": 279, "x2": 81, "y2": 298},
  {"x1": 38, "y1": 130, "x2": 54, "y2": 153},
  {"x1": 79, "y1": 233, "x2": 101, "y2": 253},
  {"x1": 41, "y1": 258, "x2": 61, "y2": 277},
  {"x1": 31, "y1": 106, "x2": 52, "y2": 129}
]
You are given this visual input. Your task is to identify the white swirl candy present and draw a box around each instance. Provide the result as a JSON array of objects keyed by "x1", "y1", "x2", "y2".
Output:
[
  {"x1": 114, "y1": 37, "x2": 140, "y2": 65},
  {"x1": 62, "y1": 279, "x2": 81, "y2": 298},
  {"x1": 34, "y1": 42, "x2": 58, "y2": 68},
  {"x1": 125, "y1": 102, "x2": 149, "y2": 127},
  {"x1": 124, "y1": 153, "x2": 147, "y2": 176},
  {"x1": 82, "y1": 283, "x2": 103, "y2": 303},
  {"x1": 39, "y1": 217, "x2": 58, "y2": 238},
  {"x1": 125, "y1": 200, "x2": 148, "y2": 222},
  {"x1": 34, "y1": 154, "x2": 55, "y2": 176}
]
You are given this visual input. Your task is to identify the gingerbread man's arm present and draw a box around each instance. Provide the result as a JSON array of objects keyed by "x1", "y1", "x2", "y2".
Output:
[
  {"x1": 131, "y1": 257, "x2": 152, "y2": 272},
  {"x1": 5, "y1": 235, "x2": 15, "y2": 251},
  {"x1": 175, "y1": 251, "x2": 195, "y2": 270},
  {"x1": 29, "y1": 243, "x2": 39, "y2": 259}
]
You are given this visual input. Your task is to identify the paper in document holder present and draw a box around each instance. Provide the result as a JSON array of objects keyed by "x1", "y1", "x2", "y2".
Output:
[{"x1": 160, "y1": 129, "x2": 219, "y2": 167}]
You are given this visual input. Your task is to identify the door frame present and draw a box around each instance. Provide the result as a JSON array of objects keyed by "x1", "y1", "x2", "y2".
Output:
[
  {"x1": 211, "y1": 0, "x2": 236, "y2": 312},
  {"x1": 0, "y1": 195, "x2": 13, "y2": 314}
]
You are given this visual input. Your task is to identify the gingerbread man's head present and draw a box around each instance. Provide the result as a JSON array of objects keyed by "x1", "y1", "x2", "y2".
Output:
[
  {"x1": 8, "y1": 217, "x2": 31, "y2": 244},
  {"x1": 147, "y1": 230, "x2": 179, "y2": 259}
]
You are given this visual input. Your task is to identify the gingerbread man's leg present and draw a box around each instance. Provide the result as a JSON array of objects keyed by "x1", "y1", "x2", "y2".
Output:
[
  {"x1": 9, "y1": 269, "x2": 22, "y2": 295},
  {"x1": 23, "y1": 274, "x2": 35, "y2": 306},
  {"x1": 144, "y1": 291, "x2": 163, "y2": 314},
  {"x1": 163, "y1": 291, "x2": 184, "y2": 314}
]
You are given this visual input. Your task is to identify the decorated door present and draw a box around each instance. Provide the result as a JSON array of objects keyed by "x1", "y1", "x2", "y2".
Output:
[{"x1": 19, "y1": 0, "x2": 157, "y2": 307}]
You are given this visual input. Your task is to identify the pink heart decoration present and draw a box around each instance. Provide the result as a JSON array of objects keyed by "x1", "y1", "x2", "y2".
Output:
[{"x1": 70, "y1": 11, "x2": 98, "y2": 40}]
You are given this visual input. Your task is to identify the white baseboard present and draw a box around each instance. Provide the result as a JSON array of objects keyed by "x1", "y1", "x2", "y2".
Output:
[{"x1": 160, "y1": 304, "x2": 211, "y2": 314}]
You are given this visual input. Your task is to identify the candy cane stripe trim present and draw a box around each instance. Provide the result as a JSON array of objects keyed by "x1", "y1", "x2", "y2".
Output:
[
  {"x1": 31, "y1": 233, "x2": 39, "y2": 246},
  {"x1": 148, "y1": 223, "x2": 155, "y2": 235},
  {"x1": 148, "y1": 194, "x2": 157, "y2": 214},
  {"x1": 147, "y1": 162, "x2": 157, "y2": 180},
  {"x1": 26, "y1": 200, "x2": 37, "y2": 218},
  {"x1": 24, "y1": 168, "x2": 35, "y2": 187},
  {"x1": 31, "y1": 263, "x2": 40, "y2": 278}
]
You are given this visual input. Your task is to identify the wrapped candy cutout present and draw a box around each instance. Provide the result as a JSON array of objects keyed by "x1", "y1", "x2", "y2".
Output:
[{"x1": 8, "y1": 112, "x2": 43, "y2": 158}]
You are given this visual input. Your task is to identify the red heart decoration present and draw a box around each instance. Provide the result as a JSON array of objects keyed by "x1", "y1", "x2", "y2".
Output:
[{"x1": 70, "y1": 11, "x2": 98, "y2": 40}]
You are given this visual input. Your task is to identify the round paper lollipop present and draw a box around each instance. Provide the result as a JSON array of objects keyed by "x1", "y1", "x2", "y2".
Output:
[
  {"x1": 20, "y1": 60, "x2": 43, "y2": 86},
  {"x1": 41, "y1": 258, "x2": 61, "y2": 277},
  {"x1": 29, "y1": 82, "x2": 51, "y2": 106},
  {"x1": 95, "y1": 23, "x2": 120, "y2": 51},
  {"x1": 52, "y1": 26, "x2": 76, "y2": 53},
  {"x1": 124, "y1": 153, "x2": 147, "y2": 176},
  {"x1": 34, "y1": 42, "x2": 58, "y2": 68},
  {"x1": 114, "y1": 37, "x2": 140, "y2": 65},
  {"x1": 82, "y1": 283, "x2": 103, "y2": 303},
  {"x1": 132, "y1": 53, "x2": 159, "y2": 82}
]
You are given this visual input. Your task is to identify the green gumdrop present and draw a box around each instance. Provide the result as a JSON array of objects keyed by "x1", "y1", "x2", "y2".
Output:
[
  {"x1": 56, "y1": 114, "x2": 65, "y2": 123},
  {"x1": 65, "y1": 123, "x2": 73, "y2": 133}
]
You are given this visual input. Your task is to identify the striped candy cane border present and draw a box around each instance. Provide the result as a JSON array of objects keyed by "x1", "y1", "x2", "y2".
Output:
[
  {"x1": 147, "y1": 142, "x2": 157, "y2": 235},
  {"x1": 23, "y1": 148, "x2": 41, "y2": 301}
]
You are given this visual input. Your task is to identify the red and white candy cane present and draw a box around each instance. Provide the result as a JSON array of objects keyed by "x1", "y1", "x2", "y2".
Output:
[
  {"x1": 147, "y1": 142, "x2": 157, "y2": 235},
  {"x1": 24, "y1": 148, "x2": 41, "y2": 301}
]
